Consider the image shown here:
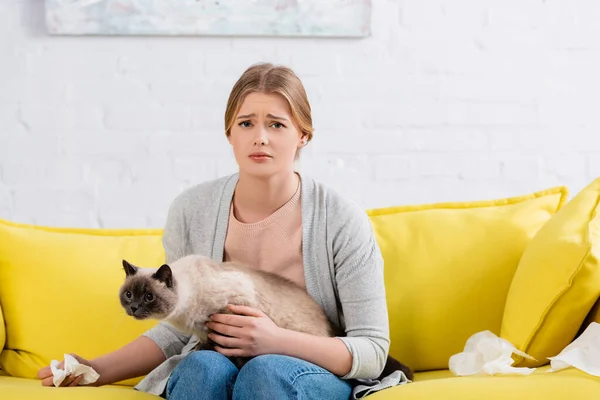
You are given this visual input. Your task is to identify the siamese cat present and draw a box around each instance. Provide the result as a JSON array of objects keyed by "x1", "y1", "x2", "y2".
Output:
[{"x1": 118, "y1": 254, "x2": 413, "y2": 382}]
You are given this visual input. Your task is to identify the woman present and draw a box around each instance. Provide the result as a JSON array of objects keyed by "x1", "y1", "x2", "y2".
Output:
[{"x1": 37, "y1": 63, "x2": 395, "y2": 400}]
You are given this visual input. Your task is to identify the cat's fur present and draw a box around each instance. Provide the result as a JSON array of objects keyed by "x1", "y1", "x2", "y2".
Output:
[{"x1": 118, "y1": 254, "x2": 413, "y2": 381}]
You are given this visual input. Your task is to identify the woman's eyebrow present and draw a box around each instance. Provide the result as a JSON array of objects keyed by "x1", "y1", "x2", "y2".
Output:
[
  {"x1": 267, "y1": 114, "x2": 288, "y2": 121},
  {"x1": 236, "y1": 113, "x2": 288, "y2": 121}
]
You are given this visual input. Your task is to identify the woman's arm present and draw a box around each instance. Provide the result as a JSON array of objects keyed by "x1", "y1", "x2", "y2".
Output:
[
  {"x1": 89, "y1": 336, "x2": 167, "y2": 386},
  {"x1": 326, "y1": 195, "x2": 391, "y2": 380},
  {"x1": 38, "y1": 329, "x2": 167, "y2": 387},
  {"x1": 274, "y1": 330, "x2": 353, "y2": 376},
  {"x1": 267, "y1": 198, "x2": 388, "y2": 379},
  {"x1": 207, "y1": 304, "x2": 353, "y2": 377}
]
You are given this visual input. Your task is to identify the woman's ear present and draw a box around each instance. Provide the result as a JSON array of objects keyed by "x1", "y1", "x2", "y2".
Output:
[{"x1": 299, "y1": 135, "x2": 308, "y2": 146}]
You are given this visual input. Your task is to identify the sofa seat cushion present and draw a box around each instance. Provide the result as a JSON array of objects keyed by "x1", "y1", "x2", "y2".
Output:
[
  {"x1": 0, "y1": 376, "x2": 160, "y2": 400},
  {"x1": 366, "y1": 185, "x2": 568, "y2": 371},
  {"x1": 369, "y1": 366, "x2": 600, "y2": 400}
]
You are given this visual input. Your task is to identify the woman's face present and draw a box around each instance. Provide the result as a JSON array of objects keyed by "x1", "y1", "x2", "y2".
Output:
[{"x1": 228, "y1": 91, "x2": 305, "y2": 178}]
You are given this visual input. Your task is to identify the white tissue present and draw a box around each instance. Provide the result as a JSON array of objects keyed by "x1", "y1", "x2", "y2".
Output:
[
  {"x1": 449, "y1": 330, "x2": 537, "y2": 376},
  {"x1": 50, "y1": 354, "x2": 100, "y2": 387},
  {"x1": 547, "y1": 322, "x2": 600, "y2": 376}
]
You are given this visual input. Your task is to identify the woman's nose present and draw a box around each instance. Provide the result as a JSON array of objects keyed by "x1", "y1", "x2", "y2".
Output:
[{"x1": 253, "y1": 128, "x2": 269, "y2": 146}]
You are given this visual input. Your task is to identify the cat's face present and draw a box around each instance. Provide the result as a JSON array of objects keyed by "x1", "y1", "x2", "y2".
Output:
[{"x1": 119, "y1": 260, "x2": 178, "y2": 320}]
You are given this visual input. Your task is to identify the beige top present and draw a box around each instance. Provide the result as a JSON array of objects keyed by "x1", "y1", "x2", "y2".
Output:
[{"x1": 223, "y1": 180, "x2": 305, "y2": 288}]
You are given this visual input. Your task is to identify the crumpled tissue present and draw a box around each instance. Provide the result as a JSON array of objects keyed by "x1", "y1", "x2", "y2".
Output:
[
  {"x1": 50, "y1": 354, "x2": 100, "y2": 387},
  {"x1": 449, "y1": 330, "x2": 537, "y2": 376},
  {"x1": 547, "y1": 322, "x2": 600, "y2": 376}
]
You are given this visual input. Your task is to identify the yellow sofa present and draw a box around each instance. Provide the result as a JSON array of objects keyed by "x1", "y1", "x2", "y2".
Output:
[{"x1": 2, "y1": 178, "x2": 600, "y2": 399}]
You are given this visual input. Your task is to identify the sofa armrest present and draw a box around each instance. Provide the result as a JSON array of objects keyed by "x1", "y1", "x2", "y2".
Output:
[{"x1": 0, "y1": 301, "x2": 5, "y2": 359}]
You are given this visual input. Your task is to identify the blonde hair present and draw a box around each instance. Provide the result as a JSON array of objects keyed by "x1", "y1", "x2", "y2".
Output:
[{"x1": 224, "y1": 63, "x2": 314, "y2": 145}]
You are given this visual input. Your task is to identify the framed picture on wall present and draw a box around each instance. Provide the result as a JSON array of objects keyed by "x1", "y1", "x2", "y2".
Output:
[{"x1": 45, "y1": 0, "x2": 372, "y2": 38}]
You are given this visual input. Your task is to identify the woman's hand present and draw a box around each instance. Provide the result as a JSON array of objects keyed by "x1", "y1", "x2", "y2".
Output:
[
  {"x1": 37, "y1": 353, "x2": 97, "y2": 387},
  {"x1": 205, "y1": 304, "x2": 284, "y2": 358}
]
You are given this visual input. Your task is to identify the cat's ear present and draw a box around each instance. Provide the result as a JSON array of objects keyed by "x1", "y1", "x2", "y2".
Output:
[
  {"x1": 122, "y1": 260, "x2": 138, "y2": 277},
  {"x1": 153, "y1": 264, "x2": 173, "y2": 289}
]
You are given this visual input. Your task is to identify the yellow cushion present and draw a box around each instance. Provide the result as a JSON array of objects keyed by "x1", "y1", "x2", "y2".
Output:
[
  {"x1": 0, "y1": 218, "x2": 165, "y2": 385},
  {"x1": 501, "y1": 177, "x2": 600, "y2": 367},
  {"x1": 368, "y1": 365, "x2": 600, "y2": 400},
  {"x1": 366, "y1": 186, "x2": 568, "y2": 372},
  {"x1": 0, "y1": 376, "x2": 160, "y2": 399}
]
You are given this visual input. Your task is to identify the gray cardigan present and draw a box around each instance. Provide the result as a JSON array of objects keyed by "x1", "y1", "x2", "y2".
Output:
[{"x1": 134, "y1": 172, "x2": 404, "y2": 398}]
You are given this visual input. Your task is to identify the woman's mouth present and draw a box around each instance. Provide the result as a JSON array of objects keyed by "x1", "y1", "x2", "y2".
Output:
[{"x1": 249, "y1": 152, "x2": 272, "y2": 161}]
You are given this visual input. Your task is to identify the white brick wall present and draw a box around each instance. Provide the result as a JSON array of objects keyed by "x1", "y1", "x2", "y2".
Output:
[{"x1": 1, "y1": 0, "x2": 600, "y2": 228}]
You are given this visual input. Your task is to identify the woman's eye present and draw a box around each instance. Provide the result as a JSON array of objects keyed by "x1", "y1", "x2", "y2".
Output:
[
  {"x1": 126, "y1": 291, "x2": 132, "y2": 299},
  {"x1": 145, "y1": 293, "x2": 154, "y2": 302},
  {"x1": 271, "y1": 122, "x2": 285, "y2": 129},
  {"x1": 239, "y1": 121, "x2": 252, "y2": 128}
]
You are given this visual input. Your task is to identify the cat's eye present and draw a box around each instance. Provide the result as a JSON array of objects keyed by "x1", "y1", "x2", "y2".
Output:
[
  {"x1": 145, "y1": 293, "x2": 154, "y2": 302},
  {"x1": 125, "y1": 291, "x2": 132, "y2": 299}
]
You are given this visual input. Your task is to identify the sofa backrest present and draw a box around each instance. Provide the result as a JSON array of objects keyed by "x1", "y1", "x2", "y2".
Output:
[{"x1": 0, "y1": 184, "x2": 579, "y2": 380}]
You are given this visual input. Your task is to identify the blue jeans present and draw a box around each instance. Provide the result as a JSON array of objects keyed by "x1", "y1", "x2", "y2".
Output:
[{"x1": 165, "y1": 350, "x2": 353, "y2": 400}]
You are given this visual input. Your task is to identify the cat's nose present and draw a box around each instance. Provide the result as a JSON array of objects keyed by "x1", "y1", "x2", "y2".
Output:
[{"x1": 130, "y1": 306, "x2": 138, "y2": 313}]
